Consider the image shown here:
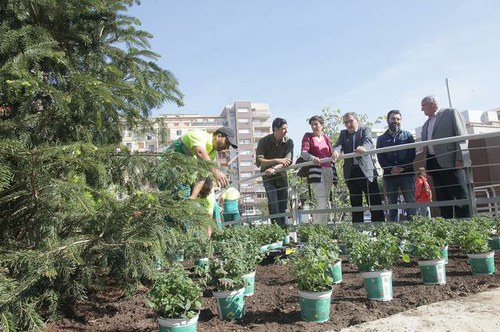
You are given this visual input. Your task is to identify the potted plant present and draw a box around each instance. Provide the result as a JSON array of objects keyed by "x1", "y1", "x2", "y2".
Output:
[
  {"x1": 239, "y1": 236, "x2": 265, "y2": 296},
  {"x1": 209, "y1": 239, "x2": 247, "y2": 320},
  {"x1": 307, "y1": 231, "x2": 342, "y2": 284},
  {"x1": 331, "y1": 222, "x2": 358, "y2": 256},
  {"x1": 409, "y1": 228, "x2": 446, "y2": 285},
  {"x1": 454, "y1": 221, "x2": 495, "y2": 275},
  {"x1": 254, "y1": 223, "x2": 287, "y2": 251},
  {"x1": 185, "y1": 237, "x2": 214, "y2": 267},
  {"x1": 350, "y1": 232, "x2": 402, "y2": 301},
  {"x1": 146, "y1": 263, "x2": 202, "y2": 332},
  {"x1": 288, "y1": 244, "x2": 334, "y2": 322}
]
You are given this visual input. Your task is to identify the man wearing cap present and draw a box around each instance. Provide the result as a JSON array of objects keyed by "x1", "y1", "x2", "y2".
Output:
[
  {"x1": 256, "y1": 118, "x2": 294, "y2": 225},
  {"x1": 168, "y1": 126, "x2": 238, "y2": 198}
]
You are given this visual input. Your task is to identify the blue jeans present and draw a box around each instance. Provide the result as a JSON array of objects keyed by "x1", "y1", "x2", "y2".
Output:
[
  {"x1": 263, "y1": 175, "x2": 289, "y2": 225},
  {"x1": 385, "y1": 174, "x2": 416, "y2": 221}
]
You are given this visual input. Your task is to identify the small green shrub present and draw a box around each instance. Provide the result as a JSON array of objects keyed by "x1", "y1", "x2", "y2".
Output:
[
  {"x1": 146, "y1": 264, "x2": 201, "y2": 319},
  {"x1": 454, "y1": 220, "x2": 491, "y2": 254},
  {"x1": 350, "y1": 233, "x2": 402, "y2": 272},
  {"x1": 288, "y1": 245, "x2": 333, "y2": 292}
]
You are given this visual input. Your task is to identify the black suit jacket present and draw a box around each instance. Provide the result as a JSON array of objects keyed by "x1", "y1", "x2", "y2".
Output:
[{"x1": 334, "y1": 127, "x2": 377, "y2": 182}]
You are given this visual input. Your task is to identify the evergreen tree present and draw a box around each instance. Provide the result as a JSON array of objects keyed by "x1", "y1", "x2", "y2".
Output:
[
  {"x1": 0, "y1": 0, "x2": 183, "y2": 145},
  {"x1": 0, "y1": 1, "x2": 211, "y2": 330}
]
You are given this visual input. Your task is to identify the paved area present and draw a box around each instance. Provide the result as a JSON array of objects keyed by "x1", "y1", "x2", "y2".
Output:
[{"x1": 339, "y1": 287, "x2": 500, "y2": 332}]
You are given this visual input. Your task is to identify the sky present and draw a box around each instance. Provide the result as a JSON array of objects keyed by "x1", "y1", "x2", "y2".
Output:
[{"x1": 128, "y1": 0, "x2": 500, "y2": 152}]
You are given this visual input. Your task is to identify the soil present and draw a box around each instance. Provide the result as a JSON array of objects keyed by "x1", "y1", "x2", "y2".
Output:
[{"x1": 47, "y1": 247, "x2": 500, "y2": 332}]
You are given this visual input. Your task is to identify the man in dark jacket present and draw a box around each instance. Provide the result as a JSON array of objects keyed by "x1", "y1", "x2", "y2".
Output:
[
  {"x1": 333, "y1": 112, "x2": 385, "y2": 222},
  {"x1": 376, "y1": 110, "x2": 416, "y2": 221}
]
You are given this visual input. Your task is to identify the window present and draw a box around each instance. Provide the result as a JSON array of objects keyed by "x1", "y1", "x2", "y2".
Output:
[
  {"x1": 238, "y1": 129, "x2": 250, "y2": 134},
  {"x1": 237, "y1": 108, "x2": 249, "y2": 113},
  {"x1": 241, "y1": 172, "x2": 253, "y2": 178},
  {"x1": 238, "y1": 139, "x2": 251, "y2": 145},
  {"x1": 176, "y1": 130, "x2": 182, "y2": 136},
  {"x1": 126, "y1": 143, "x2": 132, "y2": 149},
  {"x1": 237, "y1": 118, "x2": 249, "y2": 124},
  {"x1": 240, "y1": 161, "x2": 253, "y2": 167},
  {"x1": 146, "y1": 134, "x2": 153, "y2": 140},
  {"x1": 240, "y1": 150, "x2": 252, "y2": 155},
  {"x1": 241, "y1": 184, "x2": 252, "y2": 189},
  {"x1": 184, "y1": 122, "x2": 190, "y2": 126},
  {"x1": 243, "y1": 205, "x2": 254, "y2": 213},
  {"x1": 148, "y1": 145, "x2": 155, "y2": 152},
  {"x1": 257, "y1": 193, "x2": 267, "y2": 199}
]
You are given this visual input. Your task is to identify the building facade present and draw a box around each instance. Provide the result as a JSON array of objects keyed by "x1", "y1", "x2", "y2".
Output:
[{"x1": 220, "y1": 101, "x2": 272, "y2": 216}]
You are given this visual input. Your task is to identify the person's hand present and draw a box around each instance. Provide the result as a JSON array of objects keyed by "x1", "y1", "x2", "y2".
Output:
[
  {"x1": 265, "y1": 167, "x2": 276, "y2": 176},
  {"x1": 278, "y1": 158, "x2": 292, "y2": 167},
  {"x1": 214, "y1": 169, "x2": 229, "y2": 188},
  {"x1": 391, "y1": 166, "x2": 404, "y2": 175},
  {"x1": 355, "y1": 146, "x2": 366, "y2": 154},
  {"x1": 332, "y1": 150, "x2": 340, "y2": 162},
  {"x1": 312, "y1": 156, "x2": 321, "y2": 165}
]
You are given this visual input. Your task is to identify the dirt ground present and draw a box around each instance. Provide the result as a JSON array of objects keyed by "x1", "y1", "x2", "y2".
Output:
[{"x1": 47, "y1": 247, "x2": 500, "y2": 332}]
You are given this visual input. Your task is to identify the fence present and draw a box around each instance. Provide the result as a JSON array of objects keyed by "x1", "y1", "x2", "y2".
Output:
[{"x1": 218, "y1": 130, "x2": 500, "y2": 226}]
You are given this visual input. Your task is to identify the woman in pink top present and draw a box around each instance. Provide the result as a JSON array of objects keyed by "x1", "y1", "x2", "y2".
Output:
[
  {"x1": 415, "y1": 167, "x2": 432, "y2": 218},
  {"x1": 300, "y1": 115, "x2": 337, "y2": 223}
]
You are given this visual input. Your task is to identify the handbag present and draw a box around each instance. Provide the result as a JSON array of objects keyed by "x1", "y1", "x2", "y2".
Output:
[{"x1": 295, "y1": 156, "x2": 309, "y2": 178}]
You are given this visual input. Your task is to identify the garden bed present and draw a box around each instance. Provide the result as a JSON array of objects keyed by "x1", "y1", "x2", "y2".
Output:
[{"x1": 47, "y1": 247, "x2": 499, "y2": 332}]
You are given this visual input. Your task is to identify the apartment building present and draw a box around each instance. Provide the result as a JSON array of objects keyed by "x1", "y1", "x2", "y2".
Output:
[{"x1": 220, "y1": 101, "x2": 272, "y2": 216}]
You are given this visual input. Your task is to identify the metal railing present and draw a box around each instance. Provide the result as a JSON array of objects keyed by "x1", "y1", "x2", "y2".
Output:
[{"x1": 217, "y1": 130, "x2": 500, "y2": 226}]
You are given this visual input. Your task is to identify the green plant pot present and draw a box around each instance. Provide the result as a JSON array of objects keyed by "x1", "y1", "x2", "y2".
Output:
[
  {"x1": 268, "y1": 241, "x2": 283, "y2": 250},
  {"x1": 361, "y1": 270, "x2": 393, "y2": 301},
  {"x1": 175, "y1": 250, "x2": 185, "y2": 262},
  {"x1": 468, "y1": 252, "x2": 496, "y2": 275},
  {"x1": 154, "y1": 257, "x2": 163, "y2": 270},
  {"x1": 157, "y1": 312, "x2": 199, "y2": 332},
  {"x1": 194, "y1": 257, "x2": 209, "y2": 267},
  {"x1": 440, "y1": 245, "x2": 449, "y2": 264},
  {"x1": 326, "y1": 260, "x2": 343, "y2": 284},
  {"x1": 488, "y1": 236, "x2": 500, "y2": 250},
  {"x1": 298, "y1": 288, "x2": 333, "y2": 322},
  {"x1": 242, "y1": 271, "x2": 256, "y2": 296},
  {"x1": 418, "y1": 259, "x2": 446, "y2": 285},
  {"x1": 213, "y1": 288, "x2": 246, "y2": 320}
]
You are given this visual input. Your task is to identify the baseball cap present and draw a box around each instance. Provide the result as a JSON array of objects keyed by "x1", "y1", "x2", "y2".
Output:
[{"x1": 215, "y1": 126, "x2": 238, "y2": 149}]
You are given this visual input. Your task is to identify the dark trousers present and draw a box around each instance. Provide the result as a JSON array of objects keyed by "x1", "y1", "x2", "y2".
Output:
[
  {"x1": 426, "y1": 156, "x2": 470, "y2": 219},
  {"x1": 346, "y1": 167, "x2": 385, "y2": 222},
  {"x1": 263, "y1": 175, "x2": 289, "y2": 225}
]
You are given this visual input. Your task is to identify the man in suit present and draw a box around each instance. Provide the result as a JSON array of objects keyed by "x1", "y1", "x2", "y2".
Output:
[
  {"x1": 333, "y1": 112, "x2": 385, "y2": 222},
  {"x1": 421, "y1": 95, "x2": 470, "y2": 219}
]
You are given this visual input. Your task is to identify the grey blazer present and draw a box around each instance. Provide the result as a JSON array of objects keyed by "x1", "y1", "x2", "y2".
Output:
[
  {"x1": 334, "y1": 127, "x2": 377, "y2": 182},
  {"x1": 421, "y1": 108, "x2": 467, "y2": 169}
]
